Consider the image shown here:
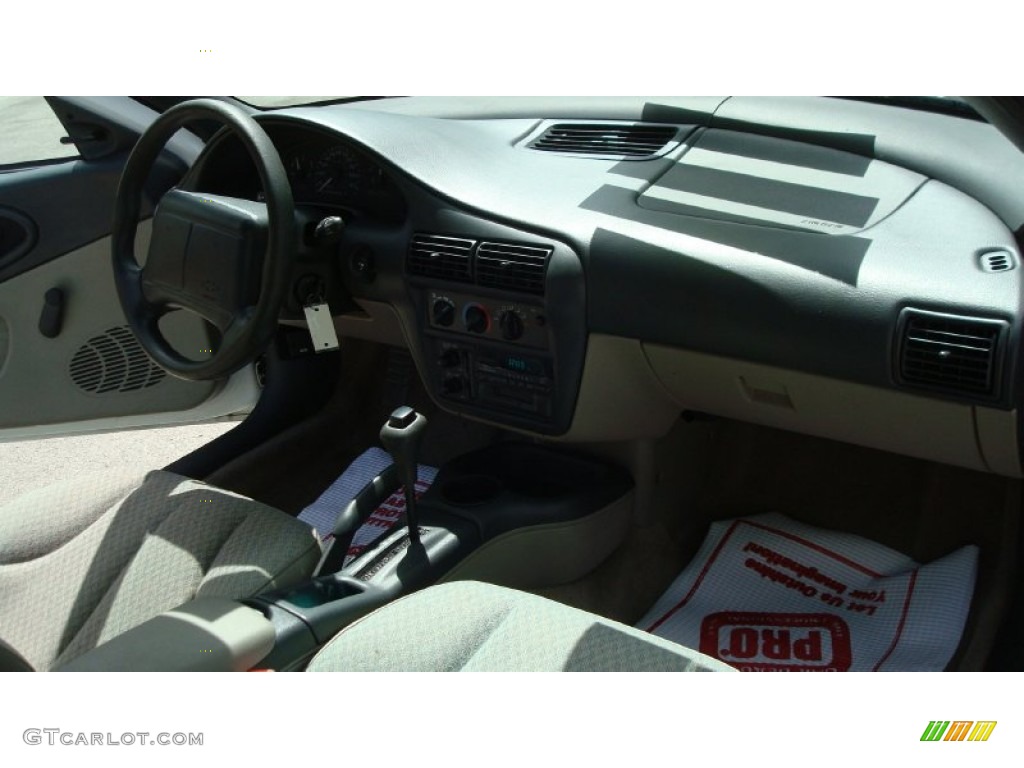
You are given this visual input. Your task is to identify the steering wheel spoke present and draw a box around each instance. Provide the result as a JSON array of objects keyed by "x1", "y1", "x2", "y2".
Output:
[{"x1": 112, "y1": 100, "x2": 295, "y2": 380}]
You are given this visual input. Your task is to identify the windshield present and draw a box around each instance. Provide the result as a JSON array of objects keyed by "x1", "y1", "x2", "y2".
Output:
[
  {"x1": 236, "y1": 95, "x2": 983, "y2": 121},
  {"x1": 235, "y1": 96, "x2": 387, "y2": 108},
  {"x1": 836, "y1": 96, "x2": 983, "y2": 120}
]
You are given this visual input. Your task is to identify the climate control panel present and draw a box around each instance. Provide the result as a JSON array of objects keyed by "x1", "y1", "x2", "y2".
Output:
[{"x1": 427, "y1": 290, "x2": 548, "y2": 348}]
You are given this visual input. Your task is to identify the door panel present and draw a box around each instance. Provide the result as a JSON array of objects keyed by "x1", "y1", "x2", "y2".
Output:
[
  {"x1": 0, "y1": 97, "x2": 259, "y2": 440},
  {"x1": 0, "y1": 224, "x2": 221, "y2": 428},
  {"x1": 0, "y1": 153, "x2": 182, "y2": 282}
]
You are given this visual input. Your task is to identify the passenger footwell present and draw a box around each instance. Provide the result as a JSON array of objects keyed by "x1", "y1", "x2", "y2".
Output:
[{"x1": 638, "y1": 513, "x2": 977, "y2": 671}]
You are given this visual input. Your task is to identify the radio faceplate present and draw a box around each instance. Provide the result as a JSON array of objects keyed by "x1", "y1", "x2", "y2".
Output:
[{"x1": 428, "y1": 335, "x2": 555, "y2": 421}]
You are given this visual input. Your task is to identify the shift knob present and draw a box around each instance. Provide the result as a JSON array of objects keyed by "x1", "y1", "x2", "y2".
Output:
[{"x1": 379, "y1": 406, "x2": 428, "y2": 544}]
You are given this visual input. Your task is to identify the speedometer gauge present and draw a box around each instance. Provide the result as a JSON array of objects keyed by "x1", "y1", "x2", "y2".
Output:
[{"x1": 309, "y1": 145, "x2": 365, "y2": 194}]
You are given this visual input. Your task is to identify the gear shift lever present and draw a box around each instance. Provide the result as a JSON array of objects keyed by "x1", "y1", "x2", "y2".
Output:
[{"x1": 379, "y1": 406, "x2": 428, "y2": 545}]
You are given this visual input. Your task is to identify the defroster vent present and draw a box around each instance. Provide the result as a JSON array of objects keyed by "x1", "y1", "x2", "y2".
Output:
[
  {"x1": 476, "y1": 241, "x2": 552, "y2": 295},
  {"x1": 530, "y1": 123, "x2": 680, "y2": 158},
  {"x1": 407, "y1": 234, "x2": 475, "y2": 283},
  {"x1": 898, "y1": 310, "x2": 1006, "y2": 398}
]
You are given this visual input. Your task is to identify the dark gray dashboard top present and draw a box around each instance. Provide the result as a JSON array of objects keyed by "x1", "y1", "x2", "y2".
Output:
[{"x1": 262, "y1": 96, "x2": 1024, "y2": 407}]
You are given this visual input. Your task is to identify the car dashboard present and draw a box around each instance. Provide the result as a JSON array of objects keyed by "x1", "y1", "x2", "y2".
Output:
[{"x1": 190, "y1": 96, "x2": 1024, "y2": 478}]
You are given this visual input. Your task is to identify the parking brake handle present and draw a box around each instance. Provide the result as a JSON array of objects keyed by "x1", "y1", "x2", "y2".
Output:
[{"x1": 379, "y1": 406, "x2": 428, "y2": 545}]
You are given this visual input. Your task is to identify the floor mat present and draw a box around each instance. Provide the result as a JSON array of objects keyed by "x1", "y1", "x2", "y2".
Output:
[
  {"x1": 298, "y1": 447, "x2": 438, "y2": 565},
  {"x1": 637, "y1": 513, "x2": 978, "y2": 671}
]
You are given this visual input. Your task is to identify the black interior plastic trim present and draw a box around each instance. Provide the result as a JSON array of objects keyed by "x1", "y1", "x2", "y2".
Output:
[
  {"x1": 163, "y1": 331, "x2": 341, "y2": 479},
  {"x1": 421, "y1": 442, "x2": 634, "y2": 540},
  {"x1": 0, "y1": 206, "x2": 37, "y2": 270}
]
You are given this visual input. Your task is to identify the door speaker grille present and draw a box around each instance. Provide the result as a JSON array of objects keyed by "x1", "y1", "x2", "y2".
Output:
[{"x1": 69, "y1": 326, "x2": 166, "y2": 394}]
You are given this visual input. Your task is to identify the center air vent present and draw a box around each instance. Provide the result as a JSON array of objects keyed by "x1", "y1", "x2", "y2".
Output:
[
  {"x1": 898, "y1": 310, "x2": 1006, "y2": 398},
  {"x1": 476, "y1": 241, "x2": 552, "y2": 295},
  {"x1": 407, "y1": 234, "x2": 475, "y2": 283},
  {"x1": 530, "y1": 123, "x2": 679, "y2": 159},
  {"x1": 69, "y1": 326, "x2": 166, "y2": 394}
]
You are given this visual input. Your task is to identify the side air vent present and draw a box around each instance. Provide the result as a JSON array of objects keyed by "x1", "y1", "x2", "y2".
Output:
[
  {"x1": 476, "y1": 241, "x2": 552, "y2": 295},
  {"x1": 69, "y1": 326, "x2": 166, "y2": 394},
  {"x1": 530, "y1": 123, "x2": 679, "y2": 159},
  {"x1": 979, "y1": 250, "x2": 1015, "y2": 273},
  {"x1": 898, "y1": 310, "x2": 1006, "y2": 398},
  {"x1": 407, "y1": 234, "x2": 475, "y2": 283}
]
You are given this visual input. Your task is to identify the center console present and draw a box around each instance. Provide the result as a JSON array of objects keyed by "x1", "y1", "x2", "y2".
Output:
[{"x1": 246, "y1": 409, "x2": 634, "y2": 670}]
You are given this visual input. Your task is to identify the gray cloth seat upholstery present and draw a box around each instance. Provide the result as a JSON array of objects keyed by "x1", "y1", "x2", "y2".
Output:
[
  {"x1": 307, "y1": 581, "x2": 736, "y2": 672},
  {"x1": 0, "y1": 469, "x2": 321, "y2": 671}
]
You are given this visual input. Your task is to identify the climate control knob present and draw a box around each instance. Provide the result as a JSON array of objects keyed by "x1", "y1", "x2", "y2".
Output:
[
  {"x1": 431, "y1": 297, "x2": 456, "y2": 327},
  {"x1": 498, "y1": 310, "x2": 525, "y2": 341},
  {"x1": 464, "y1": 304, "x2": 489, "y2": 334}
]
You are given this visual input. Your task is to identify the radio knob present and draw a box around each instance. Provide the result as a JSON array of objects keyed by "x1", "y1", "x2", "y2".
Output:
[
  {"x1": 432, "y1": 298, "x2": 456, "y2": 327},
  {"x1": 498, "y1": 310, "x2": 525, "y2": 341},
  {"x1": 464, "y1": 304, "x2": 489, "y2": 334}
]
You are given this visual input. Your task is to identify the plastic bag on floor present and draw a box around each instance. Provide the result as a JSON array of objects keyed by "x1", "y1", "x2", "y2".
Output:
[{"x1": 638, "y1": 513, "x2": 977, "y2": 671}]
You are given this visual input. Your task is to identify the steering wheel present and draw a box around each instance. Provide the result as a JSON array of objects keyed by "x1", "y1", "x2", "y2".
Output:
[{"x1": 112, "y1": 98, "x2": 295, "y2": 381}]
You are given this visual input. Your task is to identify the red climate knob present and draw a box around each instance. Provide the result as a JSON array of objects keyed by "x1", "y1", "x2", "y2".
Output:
[{"x1": 463, "y1": 304, "x2": 489, "y2": 334}]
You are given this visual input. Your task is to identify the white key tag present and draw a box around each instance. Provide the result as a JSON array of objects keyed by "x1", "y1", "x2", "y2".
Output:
[{"x1": 303, "y1": 301, "x2": 340, "y2": 352}]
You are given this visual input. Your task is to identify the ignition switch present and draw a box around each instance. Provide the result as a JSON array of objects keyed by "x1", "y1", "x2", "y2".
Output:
[{"x1": 294, "y1": 273, "x2": 327, "y2": 306}]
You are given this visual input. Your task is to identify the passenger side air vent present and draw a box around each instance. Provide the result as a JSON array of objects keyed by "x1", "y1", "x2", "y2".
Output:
[
  {"x1": 898, "y1": 310, "x2": 1006, "y2": 398},
  {"x1": 407, "y1": 234, "x2": 475, "y2": 283},
  {"x1": 476, "y1": 241, "x2": 552, "y2": 295},
  {"x1": 530, "y1": 123, "x2": 679, "y2": 159}
]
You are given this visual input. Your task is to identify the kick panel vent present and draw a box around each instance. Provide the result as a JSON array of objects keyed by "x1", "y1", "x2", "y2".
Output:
[
  {"x1": 530, "y1": 123, "x2": 679, "y2": 158},
  {"x1": 476, "y1": 241, "x2": 552, "y2": 295},
  {"x1": 407, "y1": 234, "x2": 475, "y2": 283},
  {"x1": 898, "y1": 311, "x2": 1005, "y2": 398},
  {"x1": 69, "y1": 326, "x2": 166, "y2": 394}
]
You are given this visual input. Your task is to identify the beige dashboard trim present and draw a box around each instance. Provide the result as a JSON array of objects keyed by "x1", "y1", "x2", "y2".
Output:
[
  {"x1": 282, "y1": 298, "x2": 409, "y2": 348},
  {"x1": 564, "y1": 335, "x2": 681, "y2": 442},
  {"x1": 643, "y1": 342, "x2": 1022, "y2": 478},
  {"x1": 976, "y1": 406, "x2": 1021, "y2": 478},
  {"x1": 334, "y1": 298, "x2": 408, "y2": 347}
]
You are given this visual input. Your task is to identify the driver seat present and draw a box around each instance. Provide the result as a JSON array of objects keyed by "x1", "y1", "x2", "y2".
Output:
[{"x1": 0, "y1": 469, "x2": 321, "y2": 671}]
